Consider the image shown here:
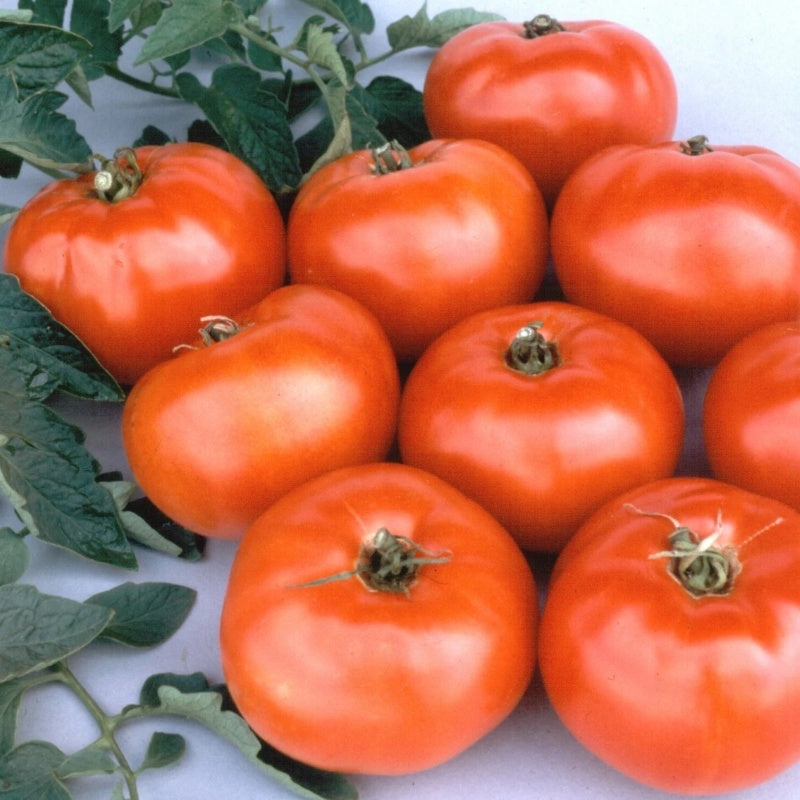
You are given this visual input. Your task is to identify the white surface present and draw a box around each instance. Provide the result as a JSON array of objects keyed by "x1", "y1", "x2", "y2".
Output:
[{"x1": 2, "y1": 1, "x2": 800, "y2": 798}]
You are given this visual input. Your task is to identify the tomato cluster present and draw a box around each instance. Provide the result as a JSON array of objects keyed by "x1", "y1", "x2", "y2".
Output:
[{"x1": 6, "y1": 10, "x2": 800, "y2": 795}]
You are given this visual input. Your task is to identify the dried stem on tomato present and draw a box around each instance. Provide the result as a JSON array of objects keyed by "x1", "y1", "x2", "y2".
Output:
[
  {"x1": 626, "y1": 504, "x2": 742, "y2": 597},
  {"x1": 505, "y1": 321, "x2": 560, "y2": 375},
  {"x1": 523, "y1": 14, "x2": 566, "y2": 38},
  {"x1": 680, "y1": 135, "x2": 714, "y2": 156},
  {"x1": 370, "y1": 140, "x2": 414, "y2": 174},
  {"x1": 289, "y1": 527, "x2": 451, "y2": 597},
  {"x1": 93, "y1": 147, "x2": 143, "y2": 202}
]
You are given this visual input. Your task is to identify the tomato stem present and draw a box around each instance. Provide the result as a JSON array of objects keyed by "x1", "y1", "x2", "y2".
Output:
[
  {"x1": 680, "y1": 135, "x2": 713, "y2": 156},
  {"x1": 523, "y1": 15, "x2": 565, "y2": 38},
  {"x1": 289, "y1": 528, "x2": 451, "y2": 597},
  {"x1": 505, "y1": 321, "x2": 560, "y2": 375},
  {"x1": 651, "y1": 527, "x2": 740, "y2": 597},
  {"x1": 93, "y1": 148, "x2": 143, "y2": 202},
  {"x1": 627, "y1": 505, "x2": 742, "y2": 597},
  {"x1": 371, "y1": 140, "x2": 414, "y2": 174},
  {"x1": 198, "y1": 315, "x2": 244, "y2": 345}
]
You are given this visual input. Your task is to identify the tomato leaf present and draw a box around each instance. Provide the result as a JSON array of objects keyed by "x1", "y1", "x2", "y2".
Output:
[
  {"x1": 0, "y1": 10, "x2": 35, "y2": 24},
  {"x1": 15, "y1": 1, "x2": 65, "y2": 27},
  {"x1": 132, "y1": 124, "x2": 173, "y2": 147},
  {"x1": 295, "y1": 81, "x2": 380, "y2": 172},
  {"x1": 176, "y1": 64, "x2": 302, "y2": 191},
  {"x1": 117, "y1": 0, "x2": 164, "y2": 38},
  {"x1": 302, "y1": 22, "x2": 349, "y2": 86},
  {"x1": 125, "y1": 500, "x2": 206, "y2": 561},
  {"x1": 0, "y1": 77, "x2": 92, "y2": 171},
  {"x1": 102, "y1": 478, "x2": 195, "y2": 559},
  {"x1": 0, "y1": 20, "x2": 91, "y2": 97},
  {"x1": 86, "y1": 582, "x2": 196, "y2": 648},
  {"x1": 64, "y1": 62, "x2": 92, "y2": 107},
  {"x1": 55, "y1": 743, "x2": 116, "y2": 778},
  {"x1": 108, "y1": 0, "x2": 144, "y2": 32},
  {"x1": 0, "y1": 679, "x2": 25, "y2": 756},
  {"x1": 134, "y1": 0, "x2": 242, "y2": 65},
  {"x1": 300, "y1": 0, "x2": 375, "y2": 36},
  {"x1": 0, "y1": 740, "x2": 73, "y2": 799},
  {"x1": 0, "y1": 279, "x2": 132, "y2": 571},
  {"x1": 138, "y1": 671, "x2": 210, "y2": 705},
  {"x1": 387, "y1": 4, "x2": 504, "y2": 50},
  {"x1": 0, "y1": 393, "x2": 137, "y2": 569},
  {"x1": 0, "y1": 147, "x2": 22, "y2": 179},
  {"x1": 138, "y1": 731, "x2": 186, "y2": 771},
  {"x1": 68, "y1": 0, "x2": 123, "y2": 81},
  {"x1": 0, "y1": 203, "x2": 18, "y2": 224},
  {"x1": 135, "y1": 673, "x2": 357, "y2": 800},
  {"x1": 361, "y1": 75, "x2": 430, "y2": 146},
  {"x1": 0, "y1": 585, "x2": 113, "y2": 681},
  {"x1": 0, "y1": 527, "x2": 29, "y2": 585},
  {"x1": 246, "y1": 32, "x2": 283, "y2": 73},
  {"x1": 0, "y1": 275, "x2": 124, "y2": 403}
]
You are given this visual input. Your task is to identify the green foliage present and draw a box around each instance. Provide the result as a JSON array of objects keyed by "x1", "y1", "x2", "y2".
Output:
[
  {"x1": 0, "y1": 0, "x2": 504, "y2": 796},
  {"x1": 134, "y1": 673, "x2": 358, "y2": 799},
  {"x1": 0, "y1": 584, "x2": 113, "y2": 681},
  {"x1": 0, "y1": 0, "x2": 502, "y2": 193},
  {"x1": 0, "y1": 274, "x2": 205, "y2": 568}
]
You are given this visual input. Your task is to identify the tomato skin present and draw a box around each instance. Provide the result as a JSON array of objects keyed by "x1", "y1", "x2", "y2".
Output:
[
  {"x1": 219, "y1": 461, "x2": 538, "y2": 775},
  {"x1": 423, "y1": 19, "x2": 676, "y2": 207},
  {"x1": 539, "y1": 477, "x2": 800, "y2": 794},
  {"x1": 703, "y1": 321, "x2": 800, "y2": 511},
  {"x1": 397, "y1": 301, "x2": 684, "y2": 552},
  {"x1": 121, "y1": 285, "x2": 400, "y2": 539},
  {"x1": 551, "y1": 140, "x2": 800, "y2": 366},
  {"x1": 287, "y1": 138, "x2": 548, "y2": 362},
  {"x1": 3, "y1": 142, "x2": 286, "y2": 385}
]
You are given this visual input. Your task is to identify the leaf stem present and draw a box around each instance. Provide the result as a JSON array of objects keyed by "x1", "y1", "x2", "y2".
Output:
[
  {"x1": 353, "y1": 46, "x2": 403, "y2": 72},
  {"x1": 55, "y1": 661, "x2": 140, "y2": 800},
  {"x1": 101, "y1": 64, "x2": 180, "y2": 99},
  {"x1": 231, "y1": 22, "x2": 338, "y2": 114},
  {"x1": 231, "y1": 23, "x2": 326, "y2": 82}
]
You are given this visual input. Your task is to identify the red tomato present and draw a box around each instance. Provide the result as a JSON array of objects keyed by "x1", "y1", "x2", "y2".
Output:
[
  {"x1": 3, "y1": 142, "x2": 286, "y2": 385},
  {"x1": 397, "y1": 301, "x2": 684, "y2": 552},
  {"x1": 551, "y1": 136, "x2": 800, "y2": 366},
  {"x1": 423, "y1": 16, "x2": 676, "y2": 207},
  {"x1": 703, "y1": 321, "x2": 800, "y2": 511},
  {"x1": 539, "y1": 477, "x2": 800, "y2": 794},
  {"x1": 121, "y1": 285, "x2": 400, "y2": 539},
  {"x1": 287, "y1": 138, "x2": 548, "y2": 362},
  {"x1": 219, "y1": 461, "x2": 537, "y2": 774}
]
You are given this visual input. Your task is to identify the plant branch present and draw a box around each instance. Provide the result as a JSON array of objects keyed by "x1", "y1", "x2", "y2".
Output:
[
  {"x1": 353, "y1": 46, "x2": 404, "y2": 72},
  {"x1": 101, "y1": 64, "x2": 180, "y2": 99},
  {"x1": 231, "y1": 22, "x2": 344, "y2": 123},
  {"x1": 55, "y1": 661, "x2": 141, "y2": 800}
]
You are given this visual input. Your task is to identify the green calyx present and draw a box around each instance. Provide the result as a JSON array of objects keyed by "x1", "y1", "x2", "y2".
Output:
[
  {"x1": 650, "y1": 526, "x2": 741, "y2": 598},
  {"x1": 523, "y1": 14, "x2": 565, "y2": 38},
  {"x1": 680, "y1": 135, "x2": 714, "y2": 156},
  {"x1": 370, "y1": 140, "x2": 414, "y2": 174},
  {"x1": 290, "y1": 528, "x2": 451, "y2": 597},
  {"x1": 93, "y1": 147, "x2": 143, "y2": 202},
  {"x1": 505, "y1": 321, "x2": 560, "y2": 375}
]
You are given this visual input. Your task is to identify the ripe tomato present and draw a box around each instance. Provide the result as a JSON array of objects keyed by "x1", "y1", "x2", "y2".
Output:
[
  {"x1": 121, "y1": 285, "x2": 400, "y2": 539},
  {"x1": 551, "y1": 136, "x2": 800, "y2": 366},
  {"x1": 703, "y1": 321, "x2": 800, "y2": 511},
  {"x1": 220, "y1": 461, "x2": 537, "y2": 775},
  {"x1": 397, "y1": 301, "x2": 684, "y2": 552},
  {"x1": 3, "y1": 142, "x2": 286, "y2": 385},
  {"x1": 287, "y1": 138, "x2": 548, "y2": 362},
  {"x1": 423, "y1": 16, "x2": 676, "y2": 207},
  {"x1": 539, "y1": 477, "x2": 800, "y2": 794}
]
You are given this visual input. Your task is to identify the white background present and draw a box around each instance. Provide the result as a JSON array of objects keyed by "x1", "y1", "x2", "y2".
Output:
[{"x1": 2, "y1": 1, "x2": 800, "y2": 798}]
